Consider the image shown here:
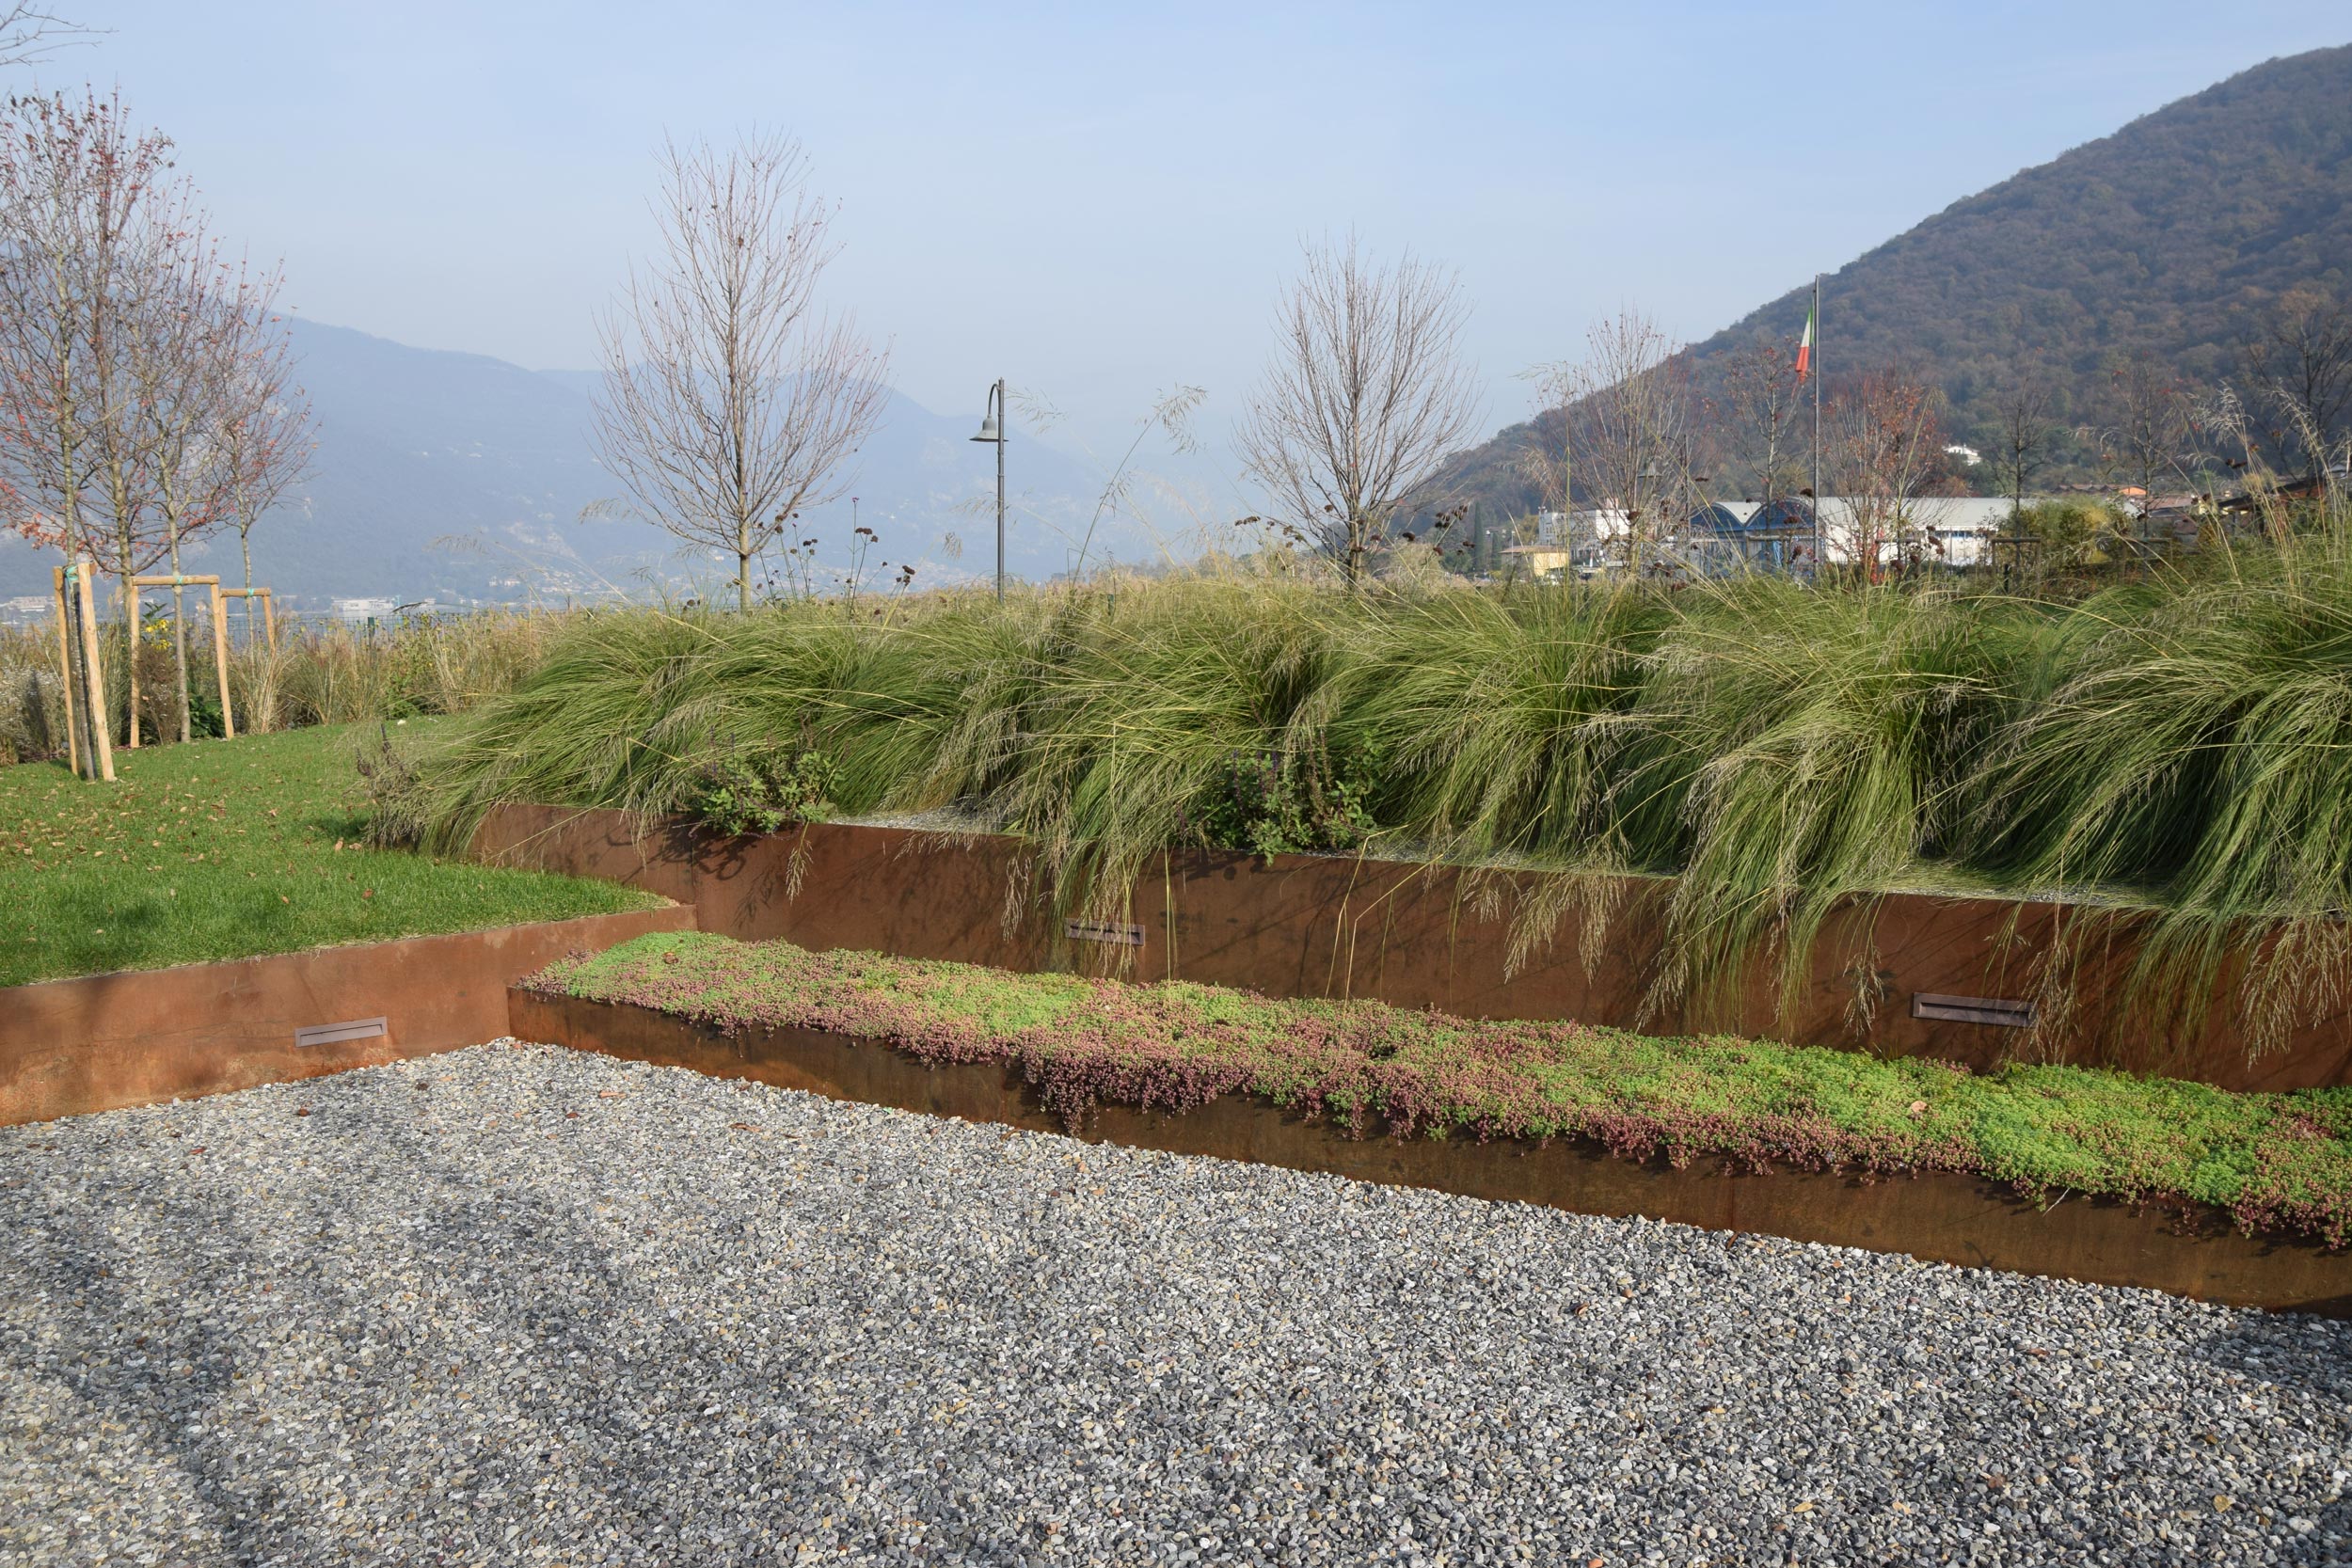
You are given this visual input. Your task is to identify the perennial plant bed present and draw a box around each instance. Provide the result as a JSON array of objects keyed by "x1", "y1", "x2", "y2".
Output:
[{"x1": 528, "y1": 931, "x2": 2352, "y2": 1259}]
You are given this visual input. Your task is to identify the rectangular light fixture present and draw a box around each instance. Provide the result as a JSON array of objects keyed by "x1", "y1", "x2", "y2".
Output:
[
  {"x1": 1064, "y1": 919, "x2": 1146, "y2": 947},
  {"x1": 294, "y1": 1016, "x2": 389, "y2": 1049},
  {"x1": 1911, "y1": 993, "x2": 2036, "y2": 1028}
]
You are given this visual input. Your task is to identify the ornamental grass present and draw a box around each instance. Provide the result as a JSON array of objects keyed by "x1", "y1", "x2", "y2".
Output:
[{"x1": 428, "y1": 531, "x2": 2352, "y2": 1061}]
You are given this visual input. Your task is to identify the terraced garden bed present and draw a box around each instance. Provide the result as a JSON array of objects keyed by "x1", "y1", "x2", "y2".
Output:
[{"x1": 522, "y1": 931, "x2": 2352, "y2": 1311}]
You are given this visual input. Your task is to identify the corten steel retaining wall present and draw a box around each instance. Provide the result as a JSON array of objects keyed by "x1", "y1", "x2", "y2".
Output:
[
  {"x1": 471, "y1": 804, "x2": 2352, "y2": 1092},
  {"x1": 0, "y1": 905, "x2": 695, "y2": 1126},
  {"x1": 511, "y1": 987, "x2": 2352, "y2": 1317}
]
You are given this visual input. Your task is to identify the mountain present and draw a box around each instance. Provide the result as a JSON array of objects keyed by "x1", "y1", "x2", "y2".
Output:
[
  {"x1": 1431, "y1": 42, "x2": 2352, "y2": 518},
  {"x1": 0, "y1": 322, "x2": 1109, "y2": 610}
]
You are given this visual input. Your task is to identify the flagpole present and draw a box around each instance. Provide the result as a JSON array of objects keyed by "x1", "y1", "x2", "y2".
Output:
[{"x1": 1809, "y1": 273, "x2": 1822, "y2": 578}]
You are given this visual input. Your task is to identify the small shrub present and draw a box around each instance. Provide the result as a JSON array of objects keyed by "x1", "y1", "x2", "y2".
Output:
[
  {"x1": 355, "y1": 726, "x2": 431, "y2": 848},
  {"x1": 685, "y1": 749, "x2": 840, "y2": 838},
  {"x1": 1192, "y1": 746, "x2": 1375, "y2": 863}
]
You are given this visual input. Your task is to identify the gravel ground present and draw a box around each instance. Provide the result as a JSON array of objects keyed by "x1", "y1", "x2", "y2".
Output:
[{"x1": 3, "y1": 1042, "x2": 2348, "y2": 1568}]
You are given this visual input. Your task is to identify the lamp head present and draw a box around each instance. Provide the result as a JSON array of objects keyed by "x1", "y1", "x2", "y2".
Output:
[{"x1": 971, "y1": 412, "x2": 1001, "y2": 444}]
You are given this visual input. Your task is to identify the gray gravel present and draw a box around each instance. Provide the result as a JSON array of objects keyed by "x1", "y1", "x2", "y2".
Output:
[{"x1": 3, "y1": 1041, "x2": 2348, "y2": 1567}]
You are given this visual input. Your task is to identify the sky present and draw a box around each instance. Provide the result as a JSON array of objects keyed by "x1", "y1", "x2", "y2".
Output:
[{"x1": 47, "y1": 1, "x2": 2352, "y2": 467}]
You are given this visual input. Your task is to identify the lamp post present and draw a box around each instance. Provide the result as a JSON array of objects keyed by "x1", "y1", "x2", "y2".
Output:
[{"x1": 970, "y1": 379, "x2": 1007, "y2": 600}]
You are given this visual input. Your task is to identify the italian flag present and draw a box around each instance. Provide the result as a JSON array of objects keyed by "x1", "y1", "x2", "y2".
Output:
[{"x1": 1795, "y1": 302, "x2": 1816, "y2": 381}]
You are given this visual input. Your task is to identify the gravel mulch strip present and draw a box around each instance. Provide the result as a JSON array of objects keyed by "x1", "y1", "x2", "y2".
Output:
[{"x1": 2, "y1": 1040, "x2": 2347, "y2": 1567}]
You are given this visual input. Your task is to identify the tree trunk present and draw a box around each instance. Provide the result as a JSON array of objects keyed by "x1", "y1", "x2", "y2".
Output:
[{"x1": 241, "y1": 526, "x2": 255, "y2": 641}]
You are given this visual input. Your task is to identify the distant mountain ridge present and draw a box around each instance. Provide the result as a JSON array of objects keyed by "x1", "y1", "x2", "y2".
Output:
[
  {"x1": 1429, "y1": 42, "x2": 2352, "y2": 520},
  {"x1": 0, "y1": 322, "x2": 1106, "y2": 609}
]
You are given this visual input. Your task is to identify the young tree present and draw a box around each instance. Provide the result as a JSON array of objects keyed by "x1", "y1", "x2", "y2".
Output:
[
  {"x1": 593, "y1": 131, "x2": 888, "y2": 610},
  {"x1": 1826, "y1": 367, "x2": 1942, "y2": 582},
  {"x1": 1988, "y1": 374, "x2": 2058, "y2": 521},
  {"x1": 0, "y1": 88, "x2": 176, "y2": 757},
  {"x1": 1543, "y1": 309, "x2": 1697, "y2": 574},
  {"x1": 1236, "y1": 234, "x2": 1479, "y2": 584},
  {"x1": 132, "y1": 237, "x2": 305, "y2": 739},
  {"x1": 2084, "y1": 351, "x2": 2196, "y2": 508},
  {"x1": 1718, "y1": 337, "x2": 1806, "y2": 504},
  {"x1": 215, "y1": 307, "x2": 310, "y2": 640},
  {"x1": 2240, "y1": 287, "x2": 2352, "y2": 481}
]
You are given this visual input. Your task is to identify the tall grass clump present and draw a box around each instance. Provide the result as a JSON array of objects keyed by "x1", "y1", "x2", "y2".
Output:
[
  {"x1": 404, "y1": 540, "x2": 2352, "y2": 1064},
  {"x1": 419, "y1": 583, "x2": 1364, "y2": 942},
  {"x1": 1615, "y1": 577, "x2": 2042, "y2": 1030},
  {"x1": 947, "y1": 580, "x2": 1353, "y2": 932},
  {"x1": 1332, "y1": 583, "x2": 1666, "y2": 862},
  {"x1": 0, "y1": 624, "x2": 68, "y2": 764},
  {"x1": 267, "y1": 610, "x2": 562, "y2": 727},
  {"x1": 1971, "y1": 532, "x2": 2352, "y2": 1056}
]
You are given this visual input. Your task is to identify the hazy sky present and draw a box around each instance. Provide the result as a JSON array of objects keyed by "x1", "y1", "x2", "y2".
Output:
[{"x1": 54, "y1": 2, "x2": 2352, "y2": 463}]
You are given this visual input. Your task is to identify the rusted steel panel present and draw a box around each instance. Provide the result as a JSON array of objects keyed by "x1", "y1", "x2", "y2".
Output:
[
  {"x1": 509, "y1": 987, "x2": 2352, "y2": 1318},
  {"x1": 0, "y1": 906, "x2": 696, "y2": 1126},
  {"x1": 471, "y1": 804, "x2": 2352, "y2": 1089}
]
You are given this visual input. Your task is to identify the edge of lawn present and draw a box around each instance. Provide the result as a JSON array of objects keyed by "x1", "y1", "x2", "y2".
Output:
[{"x1": 0, "y1": 721, "x2": 664, "y2": 988}]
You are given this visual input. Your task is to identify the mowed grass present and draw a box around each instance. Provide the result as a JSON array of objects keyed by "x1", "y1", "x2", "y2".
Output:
[{"x1": 0, "y1": 720, "x2": 662, "y2": 986}]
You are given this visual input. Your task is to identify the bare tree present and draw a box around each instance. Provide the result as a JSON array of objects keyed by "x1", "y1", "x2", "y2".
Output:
[
  {"x1": 0, "y1": 5, "x2": 93, "y2": 67},
  {"x1": 2084, "y1": 351, "x2": 2197, "y2": 508},
  {"x1": 2241, "y1": 287, "x2": 2352, "y2": 481},
  {"x1": 1988, "y1": 374, "x2": 2057, "y2": 521},
  {"x1": 1825, "y1": 367, "x2": 1942, "y2": 582},
  {"x1": 593, "y1": 132, "x2": 888, "y2": 610},
  {"x1": 1540, "y1": 309, "x2": 1697, "y2": 574},
  {"x1": 1235, "y1": 234, "x2": 1479, "y2": 584},
  {"x1": 1718, "y1": 338, "x2": 1805, "y2": 504},
  {"x1": 211, "y1": 293, "x2": 310, "y2": 640},
  {"x1": 132, "y1": 234, "x2": 306, "y2": 740},
  {"x1": 0, "y1": 88, "x2": 178, "y2": 759}
]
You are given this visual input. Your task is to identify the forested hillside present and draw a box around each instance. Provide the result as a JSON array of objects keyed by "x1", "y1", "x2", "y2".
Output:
[{"x1": 1433, "y1": 42, "x2": 2352, "y2": 518}]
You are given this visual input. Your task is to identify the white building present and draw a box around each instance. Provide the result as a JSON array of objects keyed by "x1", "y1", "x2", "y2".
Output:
[{"x1": 1522, "y1": 497, "x2": 2051, "y2": 575}]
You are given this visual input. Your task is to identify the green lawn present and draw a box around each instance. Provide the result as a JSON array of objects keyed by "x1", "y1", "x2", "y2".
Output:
[{"x1": 0, "y1": 721, "x2": 662, "y2": 987}]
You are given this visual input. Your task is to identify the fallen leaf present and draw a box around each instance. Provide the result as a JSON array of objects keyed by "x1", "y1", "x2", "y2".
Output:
[
  {"x1": 2215, "y1": 1495, "x2": 2233, "y2": 1512},
  {"x1": 1908, "y1": 1100, "x2": 1928, "y2": 1117},
  {"x1": 294, "y1": 1107, "x2": 310, "y2": 1118},
  {"x1": 597, "y1": 1090, "x2": 623, "y2": 1100}
]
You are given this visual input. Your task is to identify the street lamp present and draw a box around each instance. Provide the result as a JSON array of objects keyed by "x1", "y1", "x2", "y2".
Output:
[{"x1": 970, "y1": 379, "x2": 1007, "y2": 600}]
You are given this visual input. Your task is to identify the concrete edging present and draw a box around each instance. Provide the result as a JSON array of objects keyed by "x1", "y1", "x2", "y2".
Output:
[
  {"x1": 509, "y1": 985, "x2": 2352, "y2": 1318},
  {"x1": 0, "y1": 906, "x2": 696, "y2": 1126}
]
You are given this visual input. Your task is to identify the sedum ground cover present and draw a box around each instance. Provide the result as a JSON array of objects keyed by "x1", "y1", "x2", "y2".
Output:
[
  {"x1": 535, "y1": 930, "x2": 2352, "y2": 1247},
  {"x1": 0, "y1": 720, "x2": 660, "y2": 987}
]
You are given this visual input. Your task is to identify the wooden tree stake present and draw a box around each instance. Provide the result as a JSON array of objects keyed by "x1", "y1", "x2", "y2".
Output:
[{"x1": 209, "y1": 580, "x2": 235, "y2": 739}]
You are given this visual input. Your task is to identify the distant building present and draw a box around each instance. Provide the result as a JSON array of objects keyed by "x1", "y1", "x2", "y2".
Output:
[{"x1": 333, "y1": 596, "x2": 399, "y2": 623}]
